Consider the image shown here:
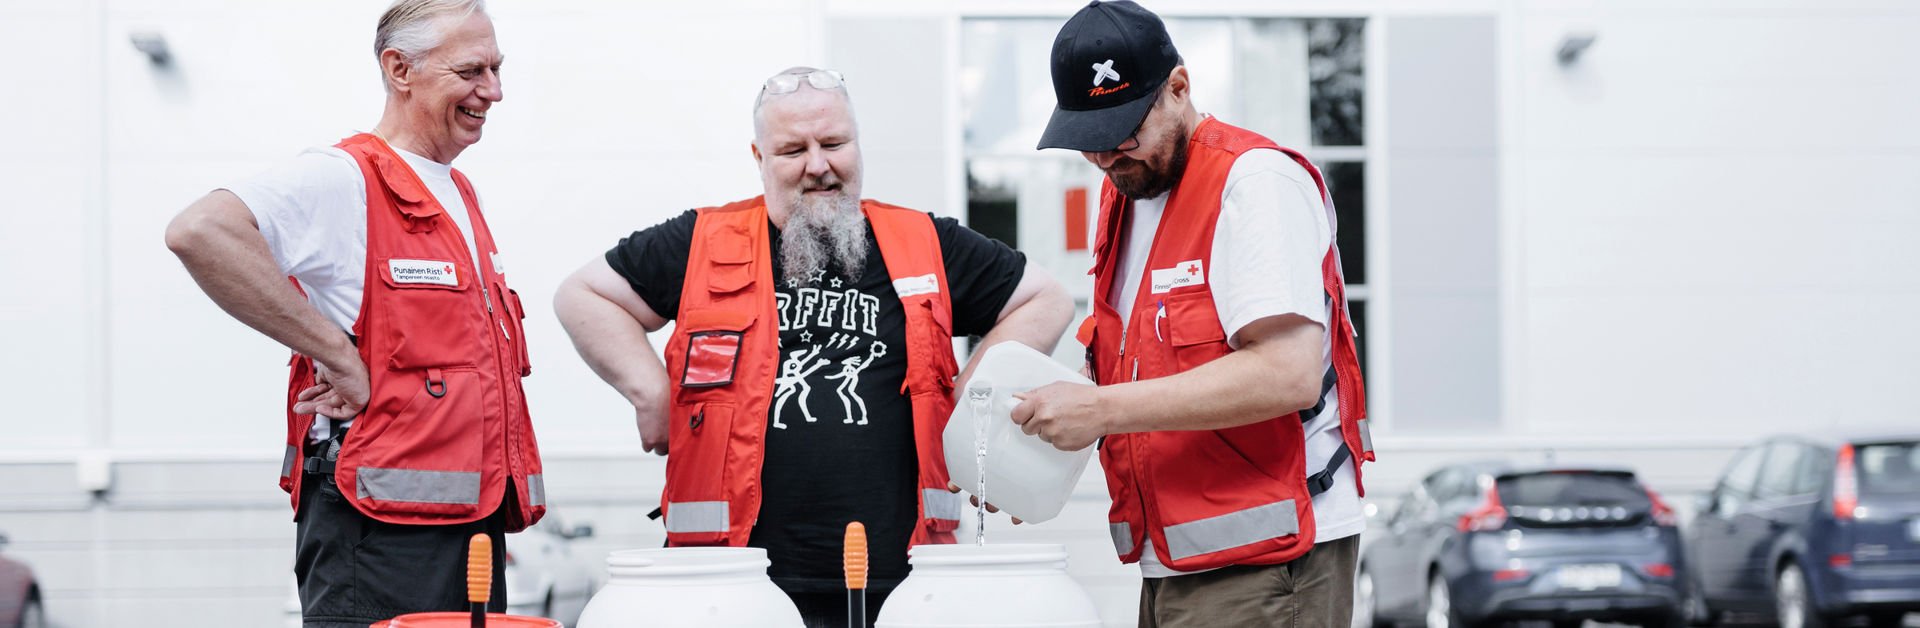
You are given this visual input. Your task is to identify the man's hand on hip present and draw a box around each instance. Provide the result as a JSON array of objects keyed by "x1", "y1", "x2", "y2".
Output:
[
  {"x1": 293, "y1": 356, "x2": 370, "y2": 420},
  {"x1": 636, "y1": 403, "x2": 669, "y2": 455}
]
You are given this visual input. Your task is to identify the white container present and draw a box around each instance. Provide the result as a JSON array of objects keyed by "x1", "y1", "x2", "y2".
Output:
[
  {"x1": 943, "y1": 342, "x2": 1097, "y2": 524},
  {"x1": 875, "y1": 543, "x2": 1102, "y2": 628},
  {"x1": 574, "y1": 547, "x2": 803, "y2": 628}
]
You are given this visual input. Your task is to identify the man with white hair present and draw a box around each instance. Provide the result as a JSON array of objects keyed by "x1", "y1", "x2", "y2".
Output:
[
  {"x1": 553, "y1": 67, "x2": 1075, "y2": 627},
  {"x1": 164, "y1": 1, "x2": 542, "y2": 625}
]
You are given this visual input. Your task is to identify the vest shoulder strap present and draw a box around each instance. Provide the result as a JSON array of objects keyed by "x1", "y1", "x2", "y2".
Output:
[{"x1": 863, "y1": 201, "x2": 949, "y2": 311}]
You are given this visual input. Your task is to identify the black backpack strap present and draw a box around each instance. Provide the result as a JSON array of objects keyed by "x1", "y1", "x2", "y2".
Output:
[{"x1": 1306, "y1": 443, "x2": 1353, "y2": 496}]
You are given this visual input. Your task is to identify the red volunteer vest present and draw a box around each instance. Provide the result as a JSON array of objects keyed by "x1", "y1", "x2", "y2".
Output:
[
  {"x1": 278, "y1": 133, "x2": 545, "y2": 531},
  {"x1": 658, "y1": 197, "x2": 964, "y2": 547},
  {"x1": 1085, "y1": 118, "x2": 1371, "y2": 571}
]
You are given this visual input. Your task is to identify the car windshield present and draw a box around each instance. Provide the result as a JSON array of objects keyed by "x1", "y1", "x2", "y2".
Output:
[
  {"x1": 1856, "y1": 441, "x2": 1920, "y2": 495},
  {"x1": 1496, "y1": 471, "x2": 1650, "y2": 510}
]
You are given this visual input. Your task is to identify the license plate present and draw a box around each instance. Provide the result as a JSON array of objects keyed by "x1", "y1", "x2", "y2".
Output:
[
  {"x1": 1556, "y1": 564, "x2": 1622, "y2": 591},
  {"x1": 1908, "y1": 518, "x2": 1920, "y2": 542}
]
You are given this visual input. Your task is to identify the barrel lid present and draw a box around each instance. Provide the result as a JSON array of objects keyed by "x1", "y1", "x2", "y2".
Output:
[{"x1": 374, "y1": 612, "x2": 563, "y2": 627}]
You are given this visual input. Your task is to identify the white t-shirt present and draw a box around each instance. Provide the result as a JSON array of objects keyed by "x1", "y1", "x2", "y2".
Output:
[
  {"x1": 224, "y1": 141, "x2": 484, "y2": 441},
  {"x1": 1107, "y1": 146, "x2": 1365, "y2": 578}
]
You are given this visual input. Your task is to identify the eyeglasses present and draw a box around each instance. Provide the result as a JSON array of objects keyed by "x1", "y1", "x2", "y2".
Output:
[
  {"x1": 762, "y1": 69, "x2": 846, "y2": 96},
  {"x1": 1109, "y1": 87, "x2": 1164, "y2": 153}
]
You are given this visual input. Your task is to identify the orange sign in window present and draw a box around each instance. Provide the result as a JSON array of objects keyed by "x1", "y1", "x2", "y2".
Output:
[{"x1": 1064, "y1": 187, "x2": 1088, "y2": 251}]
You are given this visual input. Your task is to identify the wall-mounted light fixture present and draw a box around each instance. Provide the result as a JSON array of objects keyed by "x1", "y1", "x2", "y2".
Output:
[
  {"x1": 1557, "y1": 31, "x2": 1597, "y2": 66},
  {"x1": 130, "y1": 31, "x2": 173, "y2": 67}
]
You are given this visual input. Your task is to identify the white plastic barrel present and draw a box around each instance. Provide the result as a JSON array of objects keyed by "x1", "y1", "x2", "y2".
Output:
[
  {"x1": 942, "y1": 342, "x2": 1097, "y2": 524},
  {"x1": 875, "y1": 543, "x2": 1102, "y2": 628},
  {"x1": 574, "y1": 547, "x2": 803, "y2": 628}
]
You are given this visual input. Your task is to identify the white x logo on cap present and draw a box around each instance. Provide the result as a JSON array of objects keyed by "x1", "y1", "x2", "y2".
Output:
[{"x1": 1091, "y1": 59, "x2": 1121, "y2": 86}]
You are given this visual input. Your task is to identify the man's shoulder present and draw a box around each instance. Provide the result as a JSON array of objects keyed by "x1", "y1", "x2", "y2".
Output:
[
  {"x1": 228, "y1": 145, "x2": 367, "y2": 210},
  {"x1": 694, "y1": 196, "x2": 766, "y2": 216},
  {"x1": 1227, "y1": 148, "x2": 1317, "y2": 187}
]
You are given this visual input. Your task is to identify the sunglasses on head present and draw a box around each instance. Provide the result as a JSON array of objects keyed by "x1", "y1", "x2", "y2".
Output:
[{"x1": 762, "y1": 69, "x2": 846, "y2": 96}]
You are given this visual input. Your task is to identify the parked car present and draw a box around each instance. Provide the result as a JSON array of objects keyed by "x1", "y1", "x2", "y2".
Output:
[
  {"x1": 1684, "y1": 431, "x2": 1920, "y2": 628},
  {"x1": 505, "y1": 514, "x2": 601, "y2": 625},
  {"x1": 282, "y1": 514, "x2": 601, "y2": 627},
  {"x1": 0, "y1": 531, "x2": 44, "y2": 628},
  {"x1": 1355, "y1": 462, "x2": 1687, "y2": 628}
]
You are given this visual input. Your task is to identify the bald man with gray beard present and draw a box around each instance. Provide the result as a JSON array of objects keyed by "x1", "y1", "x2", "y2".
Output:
[{"x1": 553, "y1": 67, "x2": 1075, "y2": 628}]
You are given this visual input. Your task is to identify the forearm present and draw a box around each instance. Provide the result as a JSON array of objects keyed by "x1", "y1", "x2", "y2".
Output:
[
  {"x1": 1096, "y1": 318, "x2": 1324, "y2": 434},
  {"x1": 957, "y1": 269, "x2": 1076, "y2": 388},
  {"x1": 553, "y1": 281, "x2": 669, "y2": 408},
  {"x1": 165, "y1": 193, "x2": 357, "y2": 369}
]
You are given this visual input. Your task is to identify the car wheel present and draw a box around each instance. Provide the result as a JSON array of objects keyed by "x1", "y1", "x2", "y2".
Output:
[
  {"x1": 1865, "y1": 612, "x2": 1906, "y2": 628},
  {"x1": 1684, "y1": 578, "x2": 1718, "y2": 627},
  {"x1": 1642, "y1": 610, "x2": 1687, "y2": 628},
  {"x1": 1774, "y1": 563, "x2": 1827, "y2": 628},
  {"x1": 20, "y1": 596, "x2": 46, "y2": 628},
  {"x1": 1354, "y1": 567, "x2": 1385, "y2": 628},
  {"x1": 1426, "y1": 573, "x2": 1473, "y2": 628}
]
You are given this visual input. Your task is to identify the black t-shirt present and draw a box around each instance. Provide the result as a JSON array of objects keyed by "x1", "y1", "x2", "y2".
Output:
[{"x1": 605, "y1": 208, "x2": 1026, "y2": 592}]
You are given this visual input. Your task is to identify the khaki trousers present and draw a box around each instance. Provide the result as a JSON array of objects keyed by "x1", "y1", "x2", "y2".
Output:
[{"x1": 1138, "y1": 533, "x2": 1360, "y2": 627}]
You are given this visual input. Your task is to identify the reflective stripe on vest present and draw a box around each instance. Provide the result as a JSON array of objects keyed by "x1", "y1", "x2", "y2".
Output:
[
  {"x1": 527, "y1": 473, "x2": 545, "y2": 508},
  {"x1": 355, "y1": 467, "x2": 481, "y2": 505},
  {"x1": 281, "y1": 445, "x2": 299, "y2": 478},
  {"x1": 922, "y1": 488, "x2": 963, "y2": 522},
  {"x1": 1356, "y1": 418, "x2": 1374, "y2": 453},
  {"x1": 665, "y1": 501, "x2": 730, "y2": 534},
  {"x1": 1163, "y1": 499, "x2": 1300, "y2": 562},
  {"x1": 1110, "y1": 522, "x2": 1134, "y2": 556}
]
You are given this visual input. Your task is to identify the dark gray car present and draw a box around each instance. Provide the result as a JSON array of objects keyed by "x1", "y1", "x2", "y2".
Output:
[
  {"x1": 1356, "y1": 462, "x2": 1686, "y2": 628},
  {"x1": 1683, "y1": 431, "x2": 1920, "y2": 628}
]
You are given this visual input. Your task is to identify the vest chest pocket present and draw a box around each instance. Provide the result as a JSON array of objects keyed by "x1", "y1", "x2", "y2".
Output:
[
  {"x1": 378, "y1": 257, "x2": 484, "y2": 370},
  {"x1": 1164, "y1": 290, "x2": 1230, "y2": 371},
  {"x1": 703, "y1": 226, "x2": 757, "y2": 294},
  {"x1": 678, "y1": 310, "x2": 755, "y2": 389}
]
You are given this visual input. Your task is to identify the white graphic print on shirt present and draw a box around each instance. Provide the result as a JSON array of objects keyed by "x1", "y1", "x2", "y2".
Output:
[{"x1": 773, "y1": 271, "x2": 888, "y2": 429}]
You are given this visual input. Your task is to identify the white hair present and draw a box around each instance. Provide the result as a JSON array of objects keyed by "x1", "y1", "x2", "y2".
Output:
[{"x1": 374, "y1": 0, "x2": 486, "y2": 89}]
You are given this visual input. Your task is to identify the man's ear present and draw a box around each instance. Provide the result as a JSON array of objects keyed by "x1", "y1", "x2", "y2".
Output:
[
  {"x1": 1166, "y1": 66, "x2": 1190, "y2": 104},
  {"x1": 750, "y1": 141, "x2": 763, "y2": 165},
  {"x1": 381, "y1": 48, "x2": 412, "y2": 93}
]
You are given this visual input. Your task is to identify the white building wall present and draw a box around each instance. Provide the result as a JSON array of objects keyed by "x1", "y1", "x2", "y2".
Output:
[
  {"x1": 1, "y1": 1, "x2": 1917, "y2": 627},
  {"x1": 1502, "y1": 0, "x2": 1920, "y2": 441}
]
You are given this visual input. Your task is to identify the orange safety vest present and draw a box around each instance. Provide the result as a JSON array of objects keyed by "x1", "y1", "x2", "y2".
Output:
[
  {"x1": 658, "y1": 196, "x2": 964, "y2": 547},
  {"x1": 1083, "y1": 118, "x2": 1371, "y2": 572},
  {"x1": 278, "y1": 133, "x2": 545, "y2": 531}
]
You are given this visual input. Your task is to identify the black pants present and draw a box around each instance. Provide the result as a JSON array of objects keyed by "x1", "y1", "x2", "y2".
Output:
[
  {"x1": 294, "y1": 471, "x2": 509, "y2": 627},
  {"x1": 788, "y1": 588, "x2": 892, "y2": 628}
]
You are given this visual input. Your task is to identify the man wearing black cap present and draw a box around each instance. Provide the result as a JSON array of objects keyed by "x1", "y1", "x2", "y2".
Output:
[{"x1": 1010, "y1": 1, "x2": 1375, "y2": 626}]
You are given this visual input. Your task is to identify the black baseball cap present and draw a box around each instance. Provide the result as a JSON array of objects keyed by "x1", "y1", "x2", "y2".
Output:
[{"x1": 1036, "y1": 0, "x2": 1180, "y2": 152}]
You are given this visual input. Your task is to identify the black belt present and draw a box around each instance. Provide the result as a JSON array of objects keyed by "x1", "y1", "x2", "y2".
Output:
[{"x1": 302, "y1": 421, "x2": 347, "y2": 476}]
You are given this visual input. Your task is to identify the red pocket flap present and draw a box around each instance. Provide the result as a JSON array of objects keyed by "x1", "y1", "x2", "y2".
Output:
[
  {"x1": 679, "y1": 309, "x2": 754, "y2": 333},
  {"x1": 705, "y1": 225, "x2": 755, "y2": 263},
  {"x1": 1164, "y1": 291, "x2": 1225, "y2": 347}
]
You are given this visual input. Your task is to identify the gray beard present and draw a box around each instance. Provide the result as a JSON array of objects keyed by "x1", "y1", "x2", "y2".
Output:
[{"x1": 780, "y1": 192, "x2": 868, "y2": 286}]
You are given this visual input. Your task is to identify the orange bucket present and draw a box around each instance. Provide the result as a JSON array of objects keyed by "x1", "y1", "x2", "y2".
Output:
[{"x1": 371, "y1": 612, "x2": 563, "y2": 627}]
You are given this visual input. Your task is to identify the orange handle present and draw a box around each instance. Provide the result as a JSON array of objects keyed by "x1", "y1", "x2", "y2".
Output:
[
  {"x1": 467, "y1": 533, "x2": 493, "y2": 604},
  {"x1": 844, "y1": 522, "x2": 868, "y2": 590}
]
